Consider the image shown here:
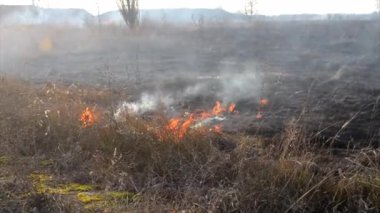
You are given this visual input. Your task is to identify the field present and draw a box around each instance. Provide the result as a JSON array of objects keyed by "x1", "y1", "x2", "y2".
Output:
[{"x1": 0, "y1": 20, "x2": 380, "y2": 212}]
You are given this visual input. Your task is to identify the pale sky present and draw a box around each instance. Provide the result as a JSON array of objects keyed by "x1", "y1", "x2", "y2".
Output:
[{"x1": 0, "y1": 0, "x2": 377, "y2": 15}]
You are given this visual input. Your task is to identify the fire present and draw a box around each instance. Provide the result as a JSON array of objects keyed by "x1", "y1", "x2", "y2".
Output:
[
  {"x1": 167, "y1": 118, "x2": 181, "y2": 131},
  {"x1": 260, "y1": 98, "x2": 269, "y2": 107},
  {"x1": 203, "y1": 101, "x2": 236, "y2": 119},
  {"x1": 80, "y1": 107, "x2": 96, "y2": 127},
  {"x1": 165, "y1": 114, "x2": 194, "y2": 139},
  {"x1": 212, "y1": 101, "x2": 225, "y2": 115},
  {"x1": 228, "y1": 103, "x2": 236, "y2": 113},
  {"x1": 164, "y1": 101, "x2": 237, "y2": 140},
  {"x1": 178, "y1": 114, "x2": 194, "y2": 139}
]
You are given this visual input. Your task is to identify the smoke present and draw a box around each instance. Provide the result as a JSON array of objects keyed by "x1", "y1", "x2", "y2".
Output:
[
  {"x1": 182, "y1": 65, "x2": 261, "y2": 103},
  {"x1": 219, "y1": 69, "x2": 261, "y2": 103},
  {"x1": 115, "y1": 93, "x2": 174, "y2": 120},
  {"x1": 115, "y1": 63, "x2": 262, "y2": 118}
]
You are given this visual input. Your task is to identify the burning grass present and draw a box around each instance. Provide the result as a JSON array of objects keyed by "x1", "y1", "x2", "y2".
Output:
[
  {"x1": 160, "y1": 101, "x2": 237, "y2": 140},
  {"x1": 1, "y1": 76, "x2": 380, "y2": 212},
  {"x1": 80, "y1": 107, "x2": 96, "y2": 128}
]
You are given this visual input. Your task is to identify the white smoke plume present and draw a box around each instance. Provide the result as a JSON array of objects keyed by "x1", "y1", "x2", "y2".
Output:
[
  {"x1": 218, "y1": 69, "x2": 261, "y2": 103},
  {"x1": 114, "y1": 93, "x2": 174, "y2": 120},
  {"x1": 182, "y1": 67, "x2": 261, "y2": 103},
  {"x1": 114, "y1": 64, "x2": 261, "y2": 120}
]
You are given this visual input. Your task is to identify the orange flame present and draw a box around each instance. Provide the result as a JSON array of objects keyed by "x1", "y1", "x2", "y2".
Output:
[
  {"x1": 178, "y1": 114, "x2": 194, "y2": 139},
  {"x1": 80, "y1": 107, "x2": 96, "y2": 127},
  {"x1": 167, "y1": 118, "x2": 181, "y2": 131},
  {"x1": 212, "y1": 101, "x2": 225, "y2": 116},
  {"x1": 164, "y1": 114, "x2": 195, "y2": 140},
  {"x1": 163, "y1": 101, "x2": 237, "y2": 141},
  {"x1": 228, "y1": 103, "x2": 236, "y2": 113},
  {"x1": 260, "y1": 98, "x2": 269, "y2": 107}
]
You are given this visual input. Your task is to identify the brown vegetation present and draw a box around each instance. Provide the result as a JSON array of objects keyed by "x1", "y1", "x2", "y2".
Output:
[{"x1": 1, "y1": 76, "x2": 380, "y2": 212}]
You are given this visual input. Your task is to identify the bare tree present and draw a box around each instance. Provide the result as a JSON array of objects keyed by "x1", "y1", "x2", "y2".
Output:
[
  {"x1": 245, "y1": 0, "x2": 258, "y2": 17},
  {"x1": 116, "y1": 0, "x2": 140, "y2": 29},
  {"x1": 377, "y1": 0, "x2": 380, "y2": 13}
]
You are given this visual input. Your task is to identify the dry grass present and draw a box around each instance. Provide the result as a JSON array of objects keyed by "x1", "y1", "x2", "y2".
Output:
[{"x1": 1, "y1": 76, "x2": 380, "y2": 212}]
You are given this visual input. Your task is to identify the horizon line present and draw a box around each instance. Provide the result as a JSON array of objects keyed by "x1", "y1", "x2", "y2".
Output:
[{"x1": 0, "y1": 4, "x2": 378, "y2": 17}]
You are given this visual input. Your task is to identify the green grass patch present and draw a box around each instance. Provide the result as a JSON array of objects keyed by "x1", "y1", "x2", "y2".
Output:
[{"x1": 29, "y1": 173, "x2": 94, "y2": 195}]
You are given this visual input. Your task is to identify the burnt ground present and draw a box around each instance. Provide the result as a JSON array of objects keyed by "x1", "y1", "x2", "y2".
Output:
[{"x1": 1, "y1": 20, "x2": 379, "y2": 146}]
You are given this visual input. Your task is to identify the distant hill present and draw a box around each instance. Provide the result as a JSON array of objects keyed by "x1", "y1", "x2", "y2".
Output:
[
  {"x1": 100, "y1": 9, "x2": 380, "y2": 25},
  {"x1": 0, "y1": 5, "x2": 379, "y2": 26},
  {"x1": 0, "y1": 5, "x2": 94, "y2": 26},
  {"x1": 0, "y1": 6, "x2": 245, "y2": 26}
]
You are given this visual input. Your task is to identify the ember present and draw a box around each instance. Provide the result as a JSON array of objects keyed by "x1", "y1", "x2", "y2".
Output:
[{"x1": 80, "y1": 107, "x2": 96, "y2": 127}]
